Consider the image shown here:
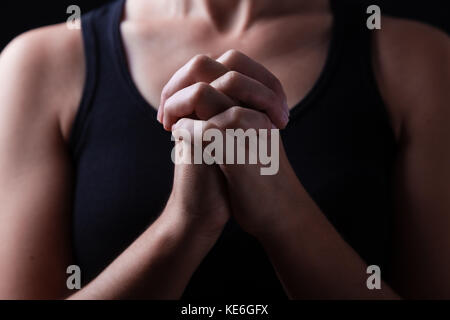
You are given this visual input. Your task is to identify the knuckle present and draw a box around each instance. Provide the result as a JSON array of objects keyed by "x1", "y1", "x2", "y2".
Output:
[
  {"x1": 223, "y1": 70, "x2": 242, "y2": 86},
  {"x1": 225, "y1": 49, "x2": 243, "y2": 59},
  {"x1": 190, "y1": 82, "x2": 211, "y2": 104},
  {"x1": 221, "y1": 49, "x2": 243, "y2": 63},
  {"x1": 188, "y1": 54, "x2": 211, "y2": 72},
  {"x1": 228, "y1": 106, "x2": 245, "y2": 126},
  {"x1": 205, "y1": 120, "x2": 220, "y2": 132}
]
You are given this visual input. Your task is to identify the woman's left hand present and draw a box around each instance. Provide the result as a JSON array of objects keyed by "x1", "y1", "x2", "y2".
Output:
[{"x1": 171, "y1": 107, "x2": 309, "y2": 241}]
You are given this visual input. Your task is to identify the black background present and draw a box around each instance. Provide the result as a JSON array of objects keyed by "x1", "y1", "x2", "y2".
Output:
[
  {"x1": 0, "y1": 0, "x2": 448, "y2": 307},
  {"x1": 0, "y1": 0, "x2": 449, "y2": 51}
]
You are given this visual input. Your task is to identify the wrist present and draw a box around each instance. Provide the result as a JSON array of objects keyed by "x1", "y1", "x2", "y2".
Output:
[
  {"x1": 254, "y1": 183, "x2": 314, "y2": 247},
  {"x1": 162, "y1": 194, "x2": 228, "y2": 241}
]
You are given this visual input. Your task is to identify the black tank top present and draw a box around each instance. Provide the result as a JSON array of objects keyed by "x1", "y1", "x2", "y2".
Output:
[{"x1": 71, "y1": 0, "x2": 396, "y2": 299}]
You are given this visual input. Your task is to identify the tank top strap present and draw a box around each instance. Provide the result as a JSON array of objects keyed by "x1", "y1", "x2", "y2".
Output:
[
  {"x1": 69, "y1": 0, "x2": 126, "y2": 154},
  {"x1": 332, "y1": 0, "x2": 386, "y2": 111}
]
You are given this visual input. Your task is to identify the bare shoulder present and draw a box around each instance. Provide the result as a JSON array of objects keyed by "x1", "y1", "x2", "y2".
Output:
[
  {"x1": 372, "y1": 16, "x2": 450, "y2": 140},
  {"x1": 0, "y1": 23, "x2": 85, "y2": 141}
]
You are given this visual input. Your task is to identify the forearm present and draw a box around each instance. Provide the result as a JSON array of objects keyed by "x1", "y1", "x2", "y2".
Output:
[
  {"x1": 258, "y1": 186, "x2": 401, "y2": 300},
  {"x1": 68, "y1": 203, "x2": 218, "y2": 300}
]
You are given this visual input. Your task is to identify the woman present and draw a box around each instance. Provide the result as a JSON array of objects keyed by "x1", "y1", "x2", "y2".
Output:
[{"x1": 0, "y1": 0, "x2": 448, "y2": 299}]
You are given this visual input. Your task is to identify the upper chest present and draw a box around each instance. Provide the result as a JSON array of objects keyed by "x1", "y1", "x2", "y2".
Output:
[{"x1": 120, "y1": 15, "x2": 333, "y2": 110}]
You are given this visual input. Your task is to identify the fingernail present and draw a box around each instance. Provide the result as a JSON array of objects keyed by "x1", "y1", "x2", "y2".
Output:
[{"x1": 157, "y1": 107, "x2": 162, "y2": 122}]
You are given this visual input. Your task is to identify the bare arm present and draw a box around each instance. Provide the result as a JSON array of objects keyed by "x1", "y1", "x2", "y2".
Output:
[
  {"x1": 0, "y1": 27, "x2": 227, "y2": 300},
  {"x1": 0, "y1": 28, "x2": 74, "y2": 299},
  {"x1": 68, "y1": 201, "x2": 223, "y2": 300},
  {"x1": 374, "y1": 18, "x2": 450, "y2": 299},
  {"x1": 257, "y1": 18, "x2": 450, "y2": 299}
]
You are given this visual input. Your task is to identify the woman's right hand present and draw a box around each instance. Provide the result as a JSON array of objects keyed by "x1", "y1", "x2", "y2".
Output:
[{"x1": 165, "y1": 147, "x2": 231, "y2": 241}]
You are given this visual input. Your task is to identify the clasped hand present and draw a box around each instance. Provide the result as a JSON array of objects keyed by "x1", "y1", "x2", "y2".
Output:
[{"x1": 159, "y1": 50, "x2": 306, "y2": 242}]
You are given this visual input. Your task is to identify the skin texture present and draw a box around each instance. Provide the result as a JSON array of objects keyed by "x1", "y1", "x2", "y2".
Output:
[{"x1": 0, "y1": 0, "x2": 449, "y2": 299}]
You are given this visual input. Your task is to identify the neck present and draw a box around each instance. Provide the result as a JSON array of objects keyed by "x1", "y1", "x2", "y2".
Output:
[
  {"x1": 190, "y1": 0, "x2": 297, "y2": 31},
  {"x1": 129, "y1": 0, "x2": 328, "y2": 33}
]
